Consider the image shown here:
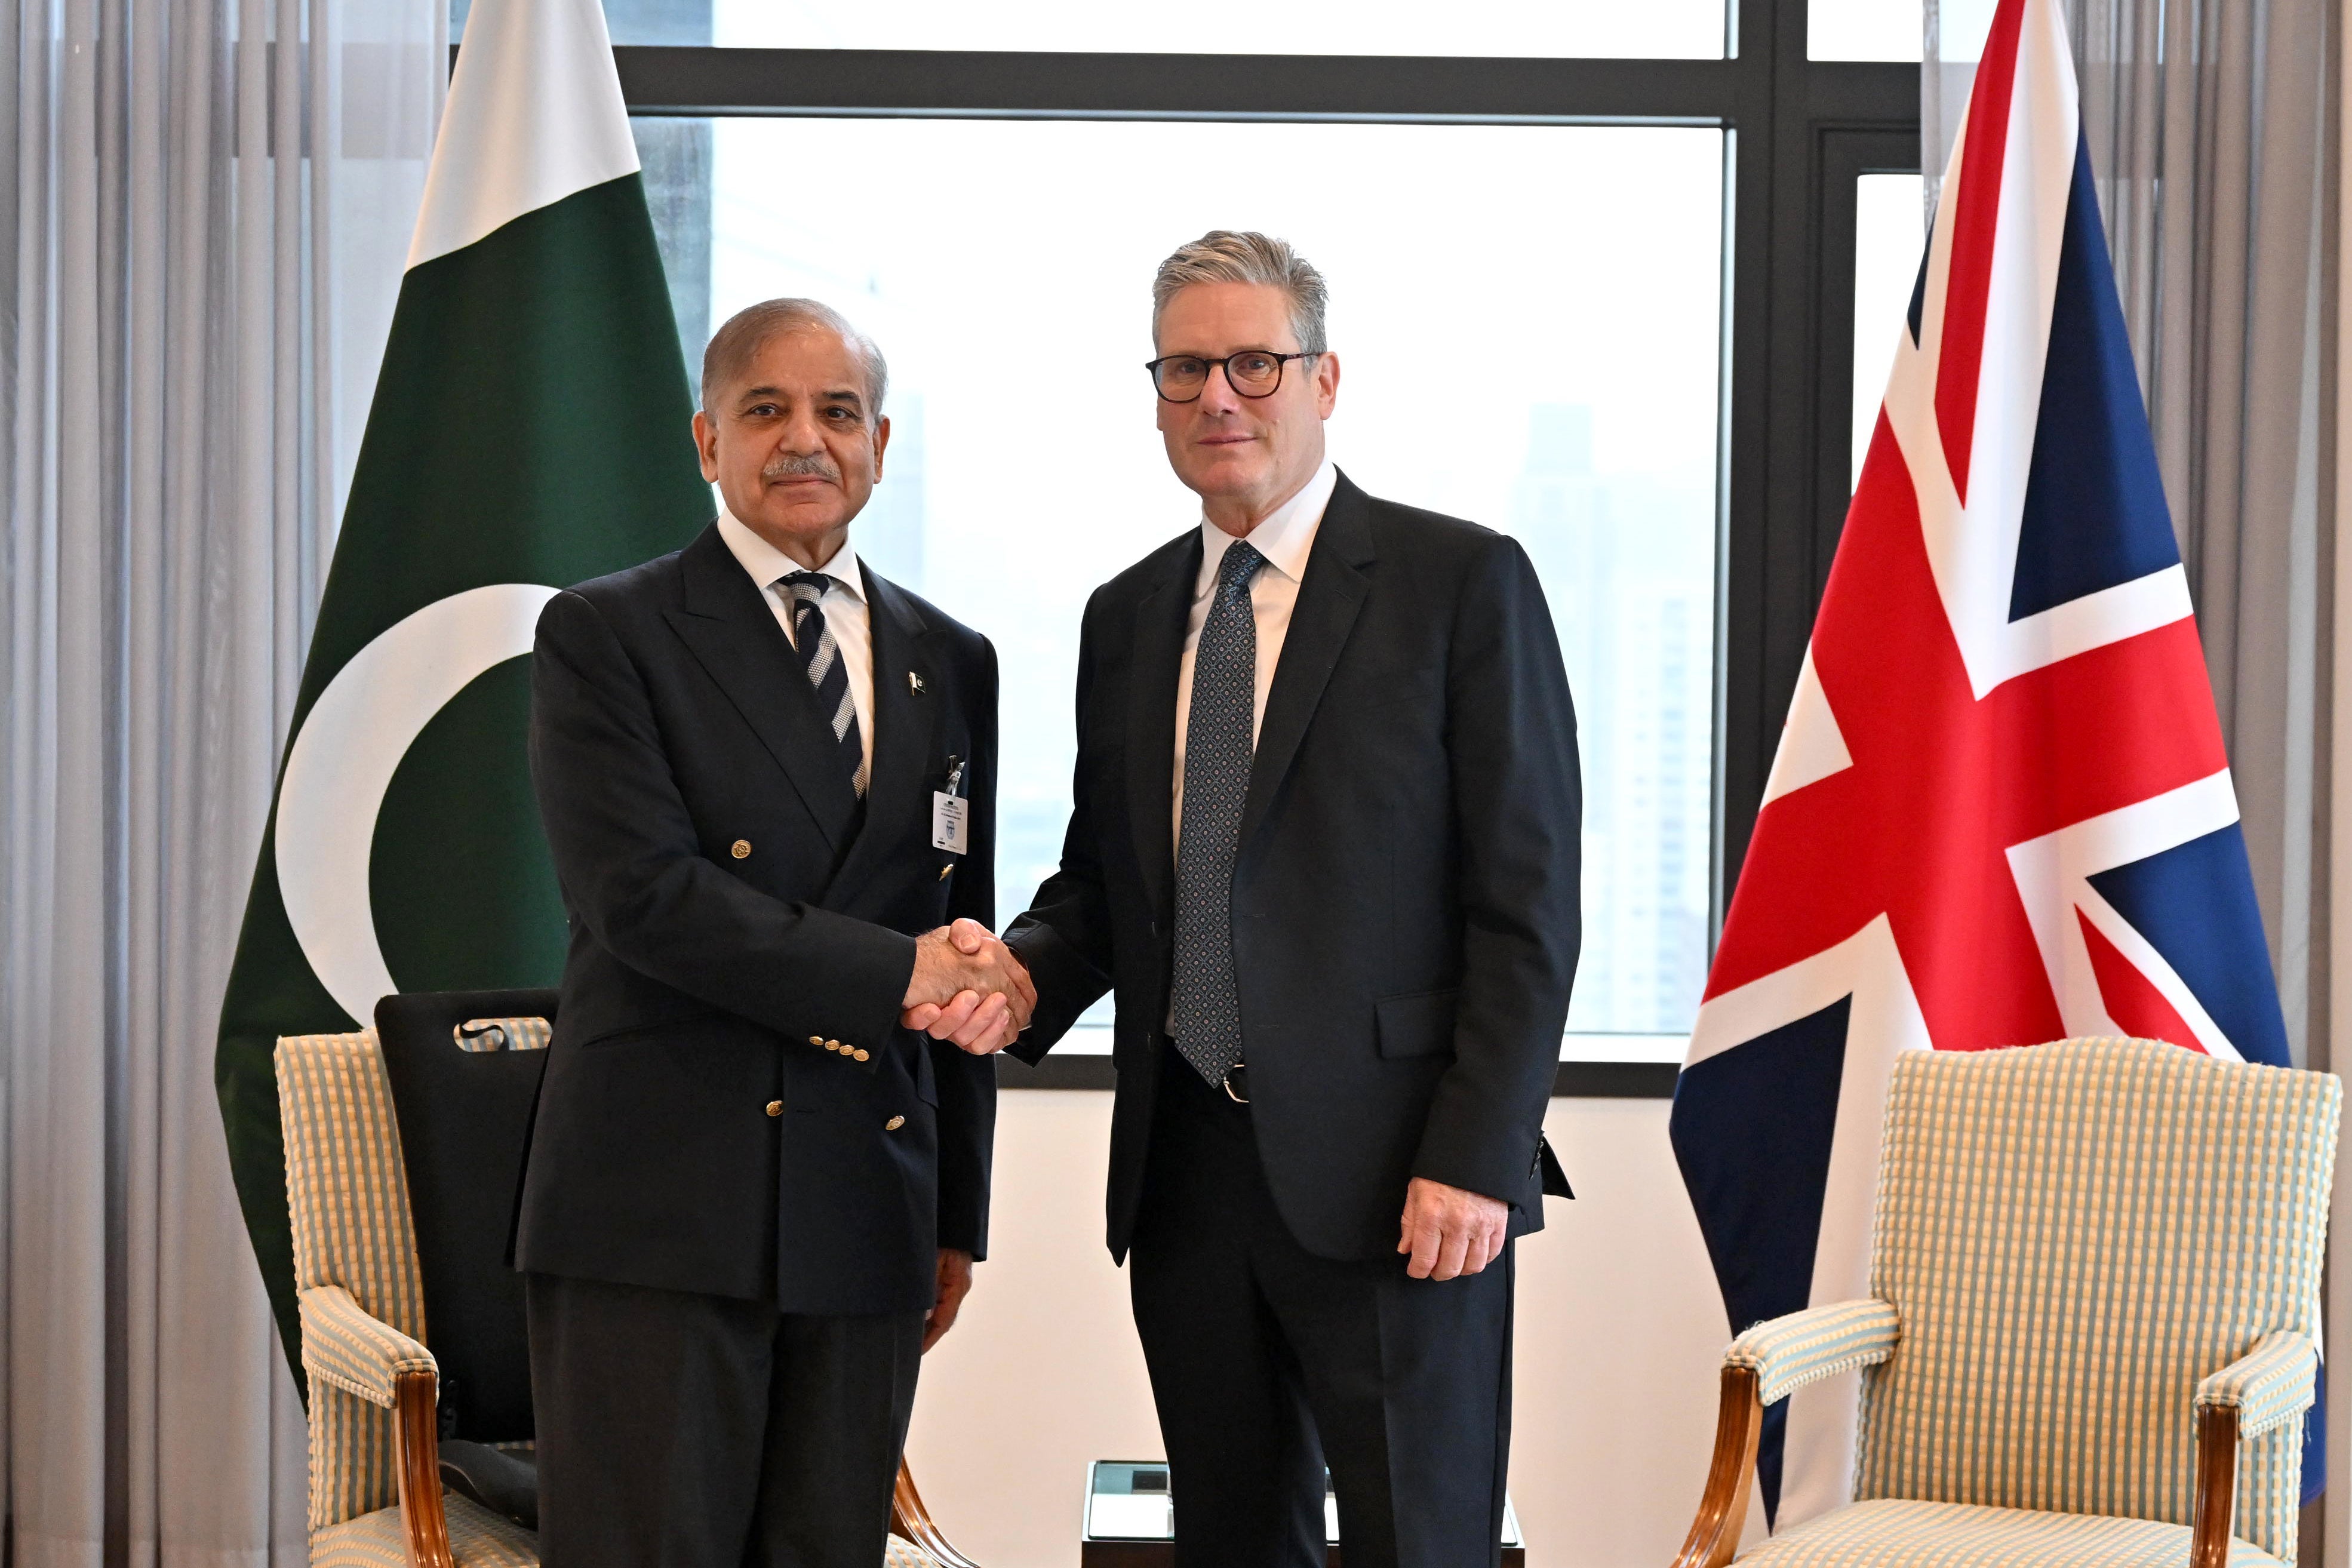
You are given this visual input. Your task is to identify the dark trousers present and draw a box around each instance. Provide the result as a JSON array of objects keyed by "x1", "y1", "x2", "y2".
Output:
[
  {"x1": 1128, "y1": 1047, "x2": 1515, "y2": 1568},
  {"x1": 526, "y1": 1271, "x2": 924, "y2": 1568}
]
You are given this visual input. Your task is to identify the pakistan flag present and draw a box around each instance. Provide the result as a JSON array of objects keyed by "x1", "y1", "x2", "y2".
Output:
[{"x1": 216, "y1": 0, "x2": 711, "y2": 1375}]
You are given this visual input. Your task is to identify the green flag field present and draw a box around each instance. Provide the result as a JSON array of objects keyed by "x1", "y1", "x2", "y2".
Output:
[{"x1": 214, "y1": 0, "x2": 712, "y2": 1376}]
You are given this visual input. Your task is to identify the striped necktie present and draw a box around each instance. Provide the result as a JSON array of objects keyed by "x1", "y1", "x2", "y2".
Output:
[{"x1": 778, "y1": 571, "x2": 867, "y2": 798}]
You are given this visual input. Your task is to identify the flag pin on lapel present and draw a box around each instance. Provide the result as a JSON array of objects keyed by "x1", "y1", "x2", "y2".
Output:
[{"x1": 908, "y1": 671, "x2": 926, "y2": 694}]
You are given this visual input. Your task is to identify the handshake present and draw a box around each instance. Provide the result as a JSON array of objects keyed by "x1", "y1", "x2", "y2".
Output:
[{"x1": 899, "y1": 917, "x2": 1035, "y2": 1055}]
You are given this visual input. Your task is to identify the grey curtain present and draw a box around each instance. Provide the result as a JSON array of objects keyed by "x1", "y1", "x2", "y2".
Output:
[
  {"x1": 2074, "y1": 0, "x2": 2335, "y2": 1082},
  {"x1": 0, "y1": 0, "x2": 438, "y2": 1561}
]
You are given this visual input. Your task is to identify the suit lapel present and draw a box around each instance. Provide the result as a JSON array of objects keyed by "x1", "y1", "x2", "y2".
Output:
[
  {"x1": 1126, "y1": 533, "x2": 1200, "y2": 922},
  {"x1": 662, "y1": 524, "x2": 861, "y2": 853},
  {"x1": 1238, "y1": 474, "x2": 1376, "y2": 852},
  {"x1": 826, "y1": 567, "x2": 942, "y2": 908}
]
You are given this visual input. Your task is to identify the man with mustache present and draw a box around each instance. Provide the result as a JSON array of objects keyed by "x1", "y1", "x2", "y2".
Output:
[
  {"x1": 519, "y1": 298, "x2": 1029, "y2": 1567},
  {"x1": 917, "y1": 232, "x2": 1580, "y2": 1566}
]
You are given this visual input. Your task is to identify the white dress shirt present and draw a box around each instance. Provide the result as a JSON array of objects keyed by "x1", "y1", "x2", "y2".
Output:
[
  {"x1": 1172, "y1": 458, "x2": 1339, "y2": 850},
  {"x1": 717, "y1": 509, "x2": 877, "y2": 786}
]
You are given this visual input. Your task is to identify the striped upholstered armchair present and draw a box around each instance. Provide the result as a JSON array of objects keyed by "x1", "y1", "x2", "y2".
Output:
[
  {"x1": 278, "y1": 1024, "x2": 977, "y2": 1567},
  {"x1": 1671, "y1": 1037, "x2": 2341, "y2": 1568}
]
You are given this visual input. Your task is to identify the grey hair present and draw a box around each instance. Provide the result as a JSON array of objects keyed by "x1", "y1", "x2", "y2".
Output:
[
  {"x1": 1151, "y1": 230, "x2": 1329, "y2": 354},
  {"x1": 700, "y1": 297, "x2": 889, "y2": 417}
]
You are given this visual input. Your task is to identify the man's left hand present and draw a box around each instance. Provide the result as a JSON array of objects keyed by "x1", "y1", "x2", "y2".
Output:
[
  {"x1": 1398, "y1": 1177, "x2": 1509, "y2": 1281},
  {"x1": 924, "y1": 1248, "x2": 974, "y2": 1351}
]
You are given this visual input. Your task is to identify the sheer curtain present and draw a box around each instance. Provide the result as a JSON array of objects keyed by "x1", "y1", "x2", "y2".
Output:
[{"x1": 0, "y1": 0, "x2": 439, "y2": 1561}]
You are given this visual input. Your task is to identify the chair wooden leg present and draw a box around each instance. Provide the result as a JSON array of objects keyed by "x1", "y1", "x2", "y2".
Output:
[
  {"x1": 1670, "y1": 1366, "x2": 1763, "y2": 1568},
  {"x1": 393, "y1": 1369, "x2": 456, "y2": 1568},
  {"x1": 2190, "y1": 1404, "x2": 2240, "y2": 1568},
  {"x1": 892, "y1": 1457, "x2": 983, "y2": 1568}
]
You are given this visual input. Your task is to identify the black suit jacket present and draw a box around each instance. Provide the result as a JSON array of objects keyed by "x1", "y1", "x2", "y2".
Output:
[
  {"x1": 1006, "y1": 472, "x2": 1580, "y2": 1263},
  {"x1": 517, "y1": 522, "x2": 998, "y2": 1315}
]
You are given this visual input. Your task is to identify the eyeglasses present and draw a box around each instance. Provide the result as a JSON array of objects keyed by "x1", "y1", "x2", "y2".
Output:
[{"x1": 1145, "y1": 349, "x2": 1318, "y2": 402}]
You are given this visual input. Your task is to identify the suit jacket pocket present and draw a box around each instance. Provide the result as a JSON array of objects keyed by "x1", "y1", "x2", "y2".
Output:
[
  {"x1": 1322, "y1": 666, "x2": 1443, "y2": 721},
  {"x1": 1375, "y1": 988, "x2": 1459, "y2": 1060}
]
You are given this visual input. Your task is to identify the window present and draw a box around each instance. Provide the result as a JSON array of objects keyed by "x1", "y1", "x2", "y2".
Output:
[
  {"x1": 461, "y1": 0, "x2": 1728, "y2": 56},
  {"x1": 1852, "y1": 173, "x2": 1926, "y2": 487},
  {"x1": 590, "y1": 0, "x2": 1918, "y2": 1088},
  {"x1": 654, "y1": 116, "x2": 1723, "y2": 1046},
  {"x1": 1809, "y1": 0, "x2": 1921, "y2": 62},
  {"x1": 702, "y1": 1, "x2": 1726, "y2": 59}
]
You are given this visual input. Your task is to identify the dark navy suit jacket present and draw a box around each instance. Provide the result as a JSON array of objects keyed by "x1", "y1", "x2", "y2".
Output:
[
  {"x1": 517, "y1": 521, "x2": 997, "y2": 1315},
  {"x1": 1006, "y1": 472, "x2": 1579, "y2": 1263}
]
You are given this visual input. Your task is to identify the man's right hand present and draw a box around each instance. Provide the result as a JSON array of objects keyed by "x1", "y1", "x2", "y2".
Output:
[{"x1": 901, "y1": 918, "x2": 1034, "y2": 1054}]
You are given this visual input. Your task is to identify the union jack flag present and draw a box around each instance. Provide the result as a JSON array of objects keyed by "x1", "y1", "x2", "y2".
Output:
[{"x1": 1669, "y1": 0, "x2": 2301, "y2": 1532}]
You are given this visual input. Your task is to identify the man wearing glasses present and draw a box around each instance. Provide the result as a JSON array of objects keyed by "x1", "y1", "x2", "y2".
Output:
[{"x1": 912, "y1": 231, "x2": 1581, "y2": 1565}]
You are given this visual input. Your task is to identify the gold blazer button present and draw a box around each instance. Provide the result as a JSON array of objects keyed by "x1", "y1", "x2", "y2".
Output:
[
  {"x1": 730, "y1": 840, "x2": 752, "y2": 860},
  {"x1": 765, "y1": 1100, "x2": 783, "y2": 1118},
  {"x1": 885, "y1": 1115, "x2": 905, "y2": 1132},
  {"x1": 853, "y1": 1049, "x2": 871, "y2": 1063},
  {"x1": 825, "y1": 1039, "x2": 843, "y2": 1052},
  {"x1": 808, "y1": 1035, "x2": 824, "y2": 1046}
]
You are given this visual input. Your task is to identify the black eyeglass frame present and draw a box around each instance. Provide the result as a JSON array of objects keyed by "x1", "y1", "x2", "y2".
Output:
[{"x1": 1143, "y1": 350, "x2": 1321, "y2": 402}]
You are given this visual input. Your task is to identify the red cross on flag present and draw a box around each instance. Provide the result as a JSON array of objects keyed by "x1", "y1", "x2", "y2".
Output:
[{"x1": 1669, "y1": 0, "x2": 2299, "y2": 1533}]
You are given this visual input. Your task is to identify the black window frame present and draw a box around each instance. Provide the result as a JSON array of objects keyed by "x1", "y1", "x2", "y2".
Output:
[{"x1": 604, "y1": 0, "x2": 1919, "y2": 1094}]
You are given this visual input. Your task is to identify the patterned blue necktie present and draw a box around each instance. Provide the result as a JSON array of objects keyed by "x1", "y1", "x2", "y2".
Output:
[
  {"x1": 1170, "y1": 540, "x2": 1266, "y2": 1088},
  {"x1": 779, "y1": 571, "x2": 867, "y2": 797}
]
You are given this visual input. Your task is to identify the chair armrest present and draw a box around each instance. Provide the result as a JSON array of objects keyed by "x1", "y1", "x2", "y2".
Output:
[
  {"x1": 2191, "y1": 1403, "x2": 2242, "y2": 1568},
  {"x1": 393, "y1": 1366, "x2": 456, "y2": 1568},
  {"x1": 1724, "y1": 1298, "x2": 1901, "y2": 1407},
  {"x1": 298, "y1": 1284, "x2": 436, "y2": 1406},
  {"x1": 1674, "y1": 1303, "x2": 1898, "y2": 1568},
  {"x1": 893, "y1": 1459, "x2": 983, "y2": 1568},
  {"x1": 297, "y1": 1287, "x2": 453, "y2": 1568},
  {"x1": 2196, "y1": 1330, "x2": 2317, "y2": 1437},
  {"x1": 1670, "y1": 1364, "x2": 1763, "y2": 1568},
  {"x1": 2186, "y1": 1330, "x2": 2313, "y2": 1568}
]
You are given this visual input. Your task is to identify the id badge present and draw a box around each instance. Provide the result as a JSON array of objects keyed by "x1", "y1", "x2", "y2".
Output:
[{"x1": 931, "y1": 792, "x2": 969, "y2": 854}]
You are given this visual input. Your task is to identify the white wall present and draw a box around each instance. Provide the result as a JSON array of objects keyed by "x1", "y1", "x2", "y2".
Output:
[{"x1": 904, "y1": 1092, "x2": 1732, "y2": 1568}]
